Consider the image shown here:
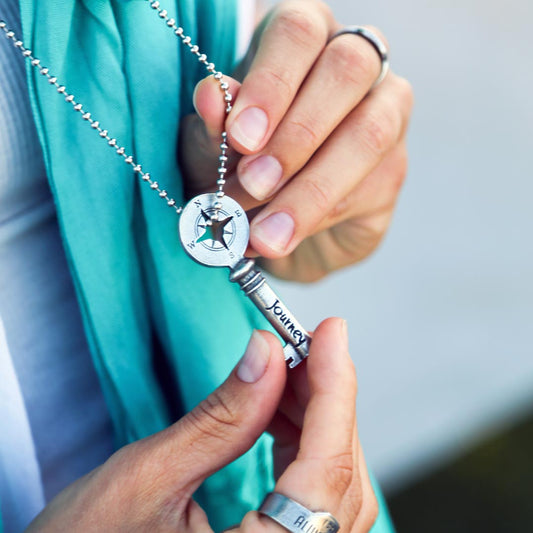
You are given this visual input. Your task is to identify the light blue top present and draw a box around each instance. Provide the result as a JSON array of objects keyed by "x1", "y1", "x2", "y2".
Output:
[{"x1": 0, "y1": 0, "x2": 395, "y2": 531}]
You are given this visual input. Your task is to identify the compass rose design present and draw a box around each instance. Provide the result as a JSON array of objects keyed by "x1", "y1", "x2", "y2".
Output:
[
  {"x1": 179, "y1": 193, "x2": 249, "y2": 268},
  {"x1": 195, "y1": 209, "x2": 235, "y2": 251}
]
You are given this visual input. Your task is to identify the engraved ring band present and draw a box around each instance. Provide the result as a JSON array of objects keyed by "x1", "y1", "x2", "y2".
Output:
[
  {"x1": 329, "y1": 25, "x2": 390, "y2": 88},
  {"x1": 258, "y1": 492, "x2": 341, "y2": 533}
]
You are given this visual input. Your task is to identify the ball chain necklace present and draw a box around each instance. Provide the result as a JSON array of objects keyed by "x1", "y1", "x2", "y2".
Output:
[{"x1": 0, "y1": 0, "x2": 310, "y2": 368}]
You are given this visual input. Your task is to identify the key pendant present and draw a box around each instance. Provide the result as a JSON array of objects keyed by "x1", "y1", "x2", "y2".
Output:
[{"x1": 179, "y1": 193, "x2": 311, "y2": 368}]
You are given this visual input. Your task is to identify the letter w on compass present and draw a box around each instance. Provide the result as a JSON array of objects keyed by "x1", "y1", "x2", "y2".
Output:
[{"x1": 179, "y1": 193, "x2": 311, "y2": 367}]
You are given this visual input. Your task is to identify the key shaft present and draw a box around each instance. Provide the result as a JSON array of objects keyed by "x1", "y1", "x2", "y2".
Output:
[{"x1": 230, "y1": 258, "x2": 310, "y2": 368}]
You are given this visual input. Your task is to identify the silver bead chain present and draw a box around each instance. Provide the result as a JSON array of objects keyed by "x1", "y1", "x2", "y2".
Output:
[{"x1": 0, "y1": 0, "x2": 233, "y2": 217}]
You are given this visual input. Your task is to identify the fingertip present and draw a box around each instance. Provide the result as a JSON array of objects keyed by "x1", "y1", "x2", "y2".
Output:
[
  {"x1": 256, "y1": 329, "x2": 288, "y2": 370},
  {"x1": 260, "y1": 330, "x2": 290, "y2": 394},
  {"x1": 248, "y1": 232, "x2": 283, "y2": 259},
  {"x1": 311, "y1": 317, "x2": 350, "y2": 362},
  {"x1": 235, "y1": 329, "x2": 287, "y2": 388},
  {"x1": 227, "y1": 105, "x2": 270, "y2": 154},
  {"x1": 312, "y1": 317, "x2": 348, "y2": 347},
  {"x1": 308, "y1": 317, "x2": 354, "y2": 391},
  {"x1": 237, "y1": 154, "x2": 284, "y2": 201},
  {"x1": 192, "y1": 77, "x2": 211, "y2": 120},
  {"x1": 192, "y1": 80, "x2": 201, "y2": 117},
  {"x1": 193, "y1": 75, "x2": 242, "y2": 137},
  {"x1": 236, "y1": 330, "x2": 271, "y2": 383},
  {"x1": 250, "y1": 211, "x2": 296, "y2": 258}
]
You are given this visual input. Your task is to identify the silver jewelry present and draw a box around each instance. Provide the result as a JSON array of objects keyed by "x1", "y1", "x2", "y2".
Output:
[
  {"x1": 179, "y1": 194, "x2": 310, "y2": 367},
  {"x1": 259, "y1": 492, "x2": 340, "y2": 533},
  {"x1": 329, "y1": 25, "x2": 389, "y2": 88},
  {"x1": 0, "y1": 0, "x2": 232, "y2": 216},
  {"x1": 0, "y1": 1, "x2": 312, "y2": 367}
]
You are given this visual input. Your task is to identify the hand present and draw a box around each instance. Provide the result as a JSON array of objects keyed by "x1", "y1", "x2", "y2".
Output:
[
  {"x1": 235, "y1": 318, "x2": 379, "y2": 533},
  {"x1": 27, "y1": 319, "x2": 375, "y2": 532},
  {"x1": 180, "y1": 0, "x2": 414, "y2": 282}
]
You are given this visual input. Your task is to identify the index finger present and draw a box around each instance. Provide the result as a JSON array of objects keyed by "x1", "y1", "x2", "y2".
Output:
[{"x1": 226, "y1": 0, "x2": 335, "y2": 153}]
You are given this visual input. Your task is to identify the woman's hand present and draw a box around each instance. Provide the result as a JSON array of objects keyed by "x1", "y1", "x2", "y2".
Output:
[
  {"x1": 235, "y1": 318, "x2": 379, "y2": 533},
  {"x1": 27, "y1": 319, "x2": 375, "y2": 532},
  {"x1": 28, "y1": 331, "x2": 287, "y2": 532},
  {"x1": 180, "y1": 0, "x2": 413, "y2": 282}
]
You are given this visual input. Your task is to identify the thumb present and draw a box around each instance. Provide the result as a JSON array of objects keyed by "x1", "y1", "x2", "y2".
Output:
[{"x1": 136, "y1": 330, "x2": 286, "y2": 496}]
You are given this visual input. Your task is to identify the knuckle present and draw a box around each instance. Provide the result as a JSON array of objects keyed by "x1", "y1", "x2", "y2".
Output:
[
  {"x1": 186, "y1": 390, "x2": 239, "y2": 444},
  {"x1": 303, "y1": 173, "x2": 331, "y2": 213},
  {"x1": 332, "y1": 215, "x2": 385, "y2": 264},
  {"x1": 284, "y1": 116, "x2": 321, "y2": 152},
  {"x1": 377, "y1": 142, "x2": 408, "y2": 199},
  {"x1": 363, "y1": 107, "x2": 399, "y2": 156},
  {"x1": 392, "y1": 74, "x2": 415, "y2": 114},
  {"x1": 324, "y1": 451, "x2": 354, "y2": 495},
  {"x1": 328, "y1": 37, "x2": 378, "y2": 86},
  {"x1": 396, "y1": 75, "x2": 414, "y2": 104},
  {"x1": 255, "y1": 65, "x2": 294, "y2": 102},
  {"x1": 329, "y1": 195, "x2": 351, "y2": 221},
  {"x1": 367, "y1": 216, "x2": 391, "y2": 246},
  {"x1": 273, "y1": 4, "x2": 327, "y2": 48}
]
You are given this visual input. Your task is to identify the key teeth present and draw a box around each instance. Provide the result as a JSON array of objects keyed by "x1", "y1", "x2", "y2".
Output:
[{"x1": 283, "y1": 343, "x2": 306, "y2": 368}]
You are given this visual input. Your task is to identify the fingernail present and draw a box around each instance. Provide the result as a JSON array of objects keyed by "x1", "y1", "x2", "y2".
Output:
[
  {"x1": 252, "y1": 212, "x2": 295, "y2": 253},
  {"x1": 237, "y1": 331, "x2": 271, "y2": 383},
  {"x1": 239, "y1": 155, "x2": 283, "y2": 200},
  {"x1": 230, "y1": 107, "x2": 269, "y2": 151},
  {"x1": 192, "y1": 82, "x2": 200, "y2": 116}
]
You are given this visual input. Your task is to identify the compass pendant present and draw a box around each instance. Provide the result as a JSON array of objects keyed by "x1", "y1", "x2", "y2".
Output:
[
  {"x1": 179, "y1": 193, "x2": 311, "y2": 367},
  {"x1": 196, "y1": 210, "x2": 235, "y2": 251},
  {"x1": 179, "y1": 193, "x2": 249, "y2": 268}
]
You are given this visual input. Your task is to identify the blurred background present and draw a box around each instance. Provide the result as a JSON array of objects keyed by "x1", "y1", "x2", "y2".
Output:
[{"x1": 267, "y1": 0, "x2": 533, "y2": 530}]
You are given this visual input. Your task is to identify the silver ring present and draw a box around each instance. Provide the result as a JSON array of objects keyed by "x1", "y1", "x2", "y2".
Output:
[
  {"x1": 329, "y1": 26, "x2": 389, "y2": 88},
  {"x1": 258, "y1": 492, "x2": 340, "y2": 533}
]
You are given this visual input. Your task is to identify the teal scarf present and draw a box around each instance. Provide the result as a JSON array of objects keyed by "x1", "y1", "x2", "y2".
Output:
[
  {"x1": 20, "y1": 0, "x2": 272, "y2": 528},
  {"x1": 11, "y1": 0, "x2": 395, "y2": 530}
]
